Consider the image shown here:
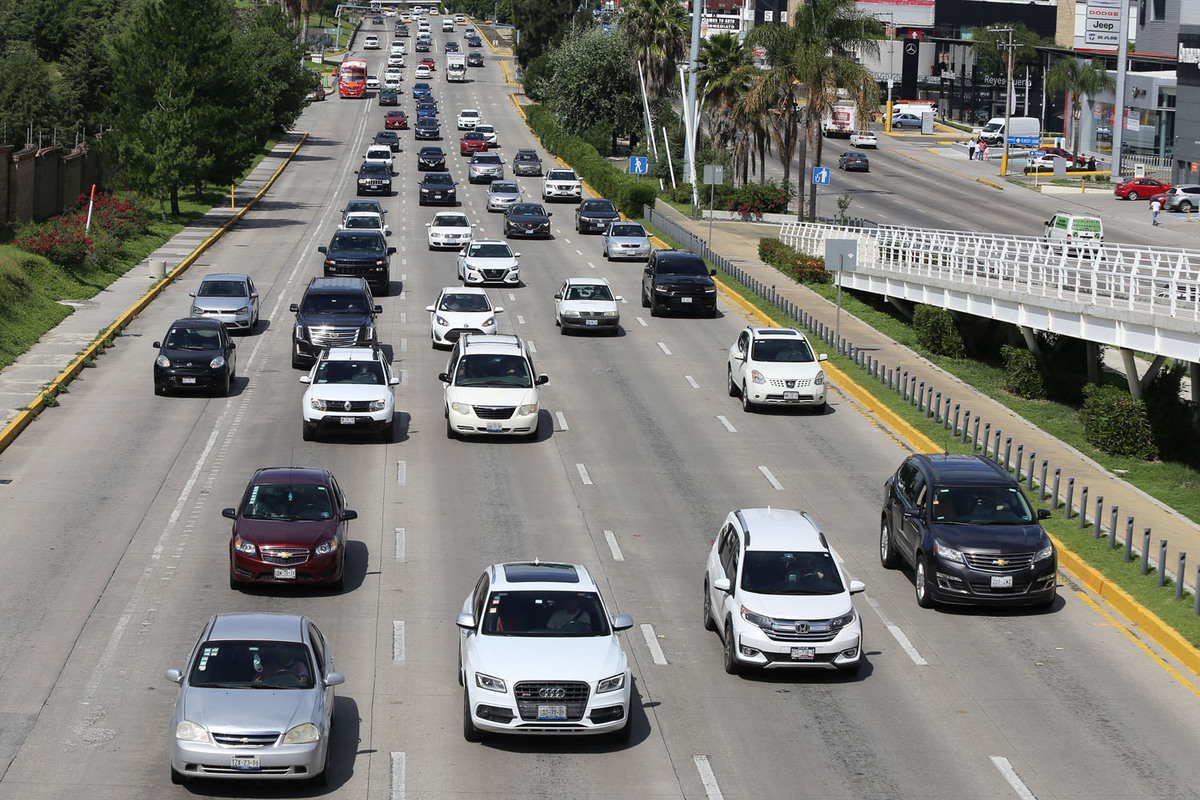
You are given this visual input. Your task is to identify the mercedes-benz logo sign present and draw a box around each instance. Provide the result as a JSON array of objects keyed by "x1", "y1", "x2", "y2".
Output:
[
  {"x1": 538, "y1": 687, "x2": 567, "y2": 699},
  {"x1": 905, "y1": 42, "x2": 918, "y2": 55}
]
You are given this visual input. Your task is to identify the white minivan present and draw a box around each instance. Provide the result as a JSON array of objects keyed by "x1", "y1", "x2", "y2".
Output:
[
  {"x1": 1044, "y1": 212, "x2": 1103, "y2": 246},
  {"x1": 978, "y1": 116, "x2": 1040, "y2": 147}
]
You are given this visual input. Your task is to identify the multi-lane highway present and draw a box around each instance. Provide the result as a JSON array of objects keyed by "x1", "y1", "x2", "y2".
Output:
[{"x1": 1, "y1": 19, "x2": 1199, "y2": 800}]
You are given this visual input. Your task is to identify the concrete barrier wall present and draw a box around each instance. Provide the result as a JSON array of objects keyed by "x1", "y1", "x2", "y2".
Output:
[{"x1": 2, "y1": 142, "x2": 105, "y2": 227}]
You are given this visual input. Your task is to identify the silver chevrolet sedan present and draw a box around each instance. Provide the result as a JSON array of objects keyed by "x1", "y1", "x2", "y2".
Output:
[
  {"x1": 602, "y1": 221, "x2": 652, "y2": 261},
  {"x1": 189, "y1": 273, "x2": 260, "y2": 332},
  {"x1": 166, "y1": 612, "x2": 344, "y2": 785}
]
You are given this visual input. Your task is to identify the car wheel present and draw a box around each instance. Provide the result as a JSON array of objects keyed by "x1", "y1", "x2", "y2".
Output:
[
  {"x1": 330, "y1": 571, "x2": 345, "y2": 594},
  {"x1": 379, "y1": 417, "x2": 393, "y2": 443},
  {"x1": 702, "y1": 580, "x2": 717, "y2": 632},
  {"x1": 446, "y1": 415, "x2": 457, "y2": 439},
  {"x1": 170, "y1": 765, "x2": 185, "y2": 785},
  {"x1": 603, "y1": 246, "x2": 610, "y2": 260},
  {"x1": 811, "y1": 401, "x2": 827, "y2": 414},
  {"x1": 463, "y1": 689, "x2": 483, "y2": 742},
  {"x1": 1034, "y1": 587, "x2": 1057, "y2": 610},
  {"x1": 458, "y1": 651, "x2": 464, "y2": 686},
  {"x1": 311, "y1": 742, "x2": 330, "y2": 786},
  {"x1": 706, "y1": 305, "x2": 717, "y2": 318},
  {"x1": 292, "y1": 352, "x2": 306, "y2": 370},
  {"x1": 722, "y1": 620, "x2": 741, "y2": 675},
  {"x1": 726, "y1": 368, "x2": 738, "y2": 398},
  {"x1": 1182, "y1": 201, "x2": 1194, "y2": 212},
  {"x1": 229, "y1": 571, "x2": 242, "y2": 592},
  {"x1": 641, "y1": 288, "x2": 650, "y2": 308},
  {"x1": 879, "y1": 517, "x2": 900, "y2": 568},
  {"x1": 837, "y1": 656, "x2": 864, "y2": 675},
  {"x1": 611, "y1": 709, "x2": 634, "y2": 742},
  {"x1": 154, "y1": 382, "x2": 165, "y2": 397},
  {"x1": 1128, "y1": 191, "x2": 1140, "y2": 200},
  {"x1": 915, "y1": 555, "x2": 935, "y2": 608},
  {"x1": 741, "y1": 383, "x2": 753, "y2": 413},
  {"x1": 649, "y1": 297, "x2": 660, "y2": 317},
  {"x1": 223, "y1": 375, "x2": 233, "y2": 397},
  {"x1": 302, "y1": 421, "x2": 316, "y2": 441}
]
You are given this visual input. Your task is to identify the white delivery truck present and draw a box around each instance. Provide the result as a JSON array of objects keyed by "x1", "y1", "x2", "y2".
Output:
[
  {"x1": 978, "y1": 116, "x2": 1040, "y2": 147},
  {"x1": 446, "y1": 52, "x2": 466, "y2": 82},
  {"x1": 821, "y1": 103, "x2": 857, "y2": 137}
]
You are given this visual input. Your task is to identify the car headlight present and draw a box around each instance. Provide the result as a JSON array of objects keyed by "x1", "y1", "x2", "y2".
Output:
[
  {"x1": 705, "y1": 286, "x2": 717, "y2": 293},
  {"x1": 369, "y1": 398, "x2": 387, "y2": 412},
  {"x1": 450, "y1": 402, "x2": 471, "y2": 414},
  {"x1": 740, "y1": 605, "x2": 772, "y2": 629},
  {"x1": 814, "y1": 370, "x2": 826, "y2": 386},
  {"x1": 829, "y1": 608, "x2": 856, "y2": 629},
  {"x1": 933, "y1": 539, "x2": 965, "y2": 564},
  {"x1": 364, "y1": 324, "x2": 377, "y2": 341},
  {"x1": 209, "y1": 355, "x2": 226, "y2": 370},
  {"x1": 233, "y1": 535, "x2": 257, "y2": 556},
  {"x1": 156, "y1": 354, "x2": 171, "y2": 368},
  {"x1": 175, "y1": 720, "x2": 208, "y2": 742},
  {"x1": 434, "y1": 315, "x2": 449, "y2": 327},
  {"x1": 294, "y1": 323, "x2": 308, "y2": 342},
  {"x1": 282, "y1": 722, "x2": 320, "y2": 744},
  {"x1": 749, "y1": 369, "x2": 766, "y2": 385},
  {"x1": 190, "y1": 305, "x2": 203, "y2": 315},
  {"x1": 482, "y1": 316, "x2": 496, "y2": 328},
  {"x1": 310, "y1": 398, "x2": 327, "y2": 411},
  {"x1": 562, "y1": 309, "x2": 581, "y2": 318},
  {"x1": 597, "y1": 673, "x2": 625, "y2": 693},
  {"x1": 475, "y1": 672, "x2": 506, "y2": 692},
  {"x1": 314, "y1": 539, "x2": 339, "y2": 556},
  {"x1": 602, "y1": 310, "x2": 619, "y2": 317},
  {"x1": 654, "y1": 284, "x2": 668, "y2": 293},
  {"x1": 1033, "y1": 541, "x2": 1055, "y2": 563},
  {"x1": 518, "y1": 403, "x2": 538, "y2": 415},
  {"x1": 235, "y1": 306, "x2": 249, "y2": 315}
]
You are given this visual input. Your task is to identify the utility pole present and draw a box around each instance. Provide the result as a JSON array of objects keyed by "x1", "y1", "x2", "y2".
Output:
[
  {"x1": 1109, "y1": 0, "x2": 1132, "y2": 182},
  {"x1": 989, "y1": 27, "x2": 1015, "y2": 177}
]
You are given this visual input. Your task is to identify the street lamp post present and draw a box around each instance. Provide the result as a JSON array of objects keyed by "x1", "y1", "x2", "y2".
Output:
[{"x1": 989, "y1": 26, "x2": 1016, "y2": 177}]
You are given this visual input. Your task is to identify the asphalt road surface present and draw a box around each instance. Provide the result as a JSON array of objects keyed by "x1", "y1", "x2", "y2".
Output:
[{"x1": 1, "y1": 23, "x2": 1198, "y2": 800}]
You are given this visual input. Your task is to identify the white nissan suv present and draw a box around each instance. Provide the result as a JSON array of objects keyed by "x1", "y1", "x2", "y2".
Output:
[
  {"x1": 457, "y1": 561, "x2": 634, "y2": 741},
  {"x1": 541, "y1": 168, "x2": 582, "y2": 202},
  {"x1": 727, "y1": 326, "x2": 828, "y2": 413},
  {"x1": 440, "y1": 334, "x2": 546, "y2": 439},
  {"x1": 703, "y1": 508, "x2": 865, "y2": 674}
]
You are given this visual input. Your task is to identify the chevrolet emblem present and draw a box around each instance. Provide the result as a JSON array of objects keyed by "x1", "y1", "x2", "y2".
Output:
[{"x1": 994, "y1": 558, "x2": 1009, "y2": 566}]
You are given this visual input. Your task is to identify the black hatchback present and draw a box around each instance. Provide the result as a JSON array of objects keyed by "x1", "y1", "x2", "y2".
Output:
[
  {"x1": 153, "y1": 318, "x2": 236, "y2": 396},
  {"x1": 880, "y1": 453, "x2": 1057, "y2": 609},
  {"x1": 417, "y1": 146, "x2": 446, "y2": 171}
]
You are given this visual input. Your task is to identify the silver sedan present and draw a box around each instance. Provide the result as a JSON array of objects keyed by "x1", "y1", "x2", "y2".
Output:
[
  {"x1": 602, "y1": 221, "x2": 652, "y2": 261},
  {"x1": 166, "y1": 612, "x2": 344, "y2": 785},
  {"x1": 189, "y1": 273, "x2": 260, "y2": 332},
  {"x1": 486, "y1": 180, "x2": 523, "y2": 212}
]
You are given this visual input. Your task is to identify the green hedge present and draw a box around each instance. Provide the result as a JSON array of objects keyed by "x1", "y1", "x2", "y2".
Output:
[
  {"x1": 1081, "y1": 384, "x2": 1156, "y2": 459},
  {"x1": 523, "y1": 104, "x2": 656, "y2": 217},
  {"x1": 1001, "y1": 344, "x2": 1046, "y2": 399},
  {"x1": 757, "y1": 238, "x2": 832, "y2": 285},
  {"x1": 913, "y1": 305, "x2": 965, "y2": 358}
]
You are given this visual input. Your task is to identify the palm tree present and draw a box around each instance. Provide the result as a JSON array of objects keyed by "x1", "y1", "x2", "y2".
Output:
[
  {"x1": 1045, "y1": 57, "x2": 1115, "y2": 157},
  {"x1": 743, "y1": 23, "x2": 805, "y2": 201},
  {"x1": 619, "y1": 0, "x2": 689, "y2": 134},
  {"x1": 695, "y1": 33, "x2": 755, "y2": 178}
]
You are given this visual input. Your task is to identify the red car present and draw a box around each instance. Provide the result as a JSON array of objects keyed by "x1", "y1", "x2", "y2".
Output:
[
  {"x1": 384, "y1": 110, "x2": 409, "y2": 130},
  {"x1": 1114, "y1": 177, "x2": 1171, "y2": 201},
  {"x1": 460, "y1": 131, "x2": 488, "y2": 156},
  {"x1": 225, "y1": 467, "x2": 356, "y2": 592},
  {"x1": 418, "y1": 57, "x2": 435, "y2": 71}
]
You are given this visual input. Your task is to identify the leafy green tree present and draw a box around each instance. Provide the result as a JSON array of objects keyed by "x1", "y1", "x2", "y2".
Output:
[
  {"x1": 695, "y1": 33, "x2": 754, "y2": 181},
  {"x1": 619, "y1": 0, "x2": 688, "y2": 134},
  {"x1": 744, "y1": 23, "x2": 806, "y2": 201},
  {"x1": 1045, "y1": 57, "x2": 1115, "y2": 155},
  {"x1": 0, "y1": 41, "x2": 61, "y2": 148},
  {"x1": 970, "y1": 23, "x2": 1046, "y2": 76},
  {"x1": 542, "y1": 25, "x2": 639, "y2": 139},
  {"x1": 514, "y1": 0, "x2": 572, "y2": 67},
  {"x1": 234, "y1": 6, "x2": 311, "y2": 140}
]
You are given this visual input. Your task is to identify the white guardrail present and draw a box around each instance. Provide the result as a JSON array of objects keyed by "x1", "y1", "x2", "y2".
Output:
[{"x1": 778, "y1": 221, "x2": 1200, "y2": 362}]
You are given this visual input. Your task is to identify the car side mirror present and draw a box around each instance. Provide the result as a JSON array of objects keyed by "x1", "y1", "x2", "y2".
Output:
[
  {"x1": 553, "y1": 293, "x2": 562, "y2": 300},
  {"x1": 614, "y1": 295, "x2": 624, "y2": 303},
  {"x1": 425, "y1": 304, "x2": 435, "y2": 312},
  {"x1": 644, "y1": 266, "x2": 653, "y2": 275},
  {"x1": 425, "y1": 222, "x2": 432, "y2": 228},
  {"x1": 713, "y1": 577, "x2": 732, "y2": 593},
  {"x1": 536, "y1": 374, "x2": 549, "y2": 385},
  {"x1": 388, "y1": 247, "x2": 397, "y2": 255},
  {"x1": 373, "y1": 305, "x2": 383, "y2": 314},
  {"x1": 389, "y1": 376, "x2": 400, "y2": 386},
  {"x1": 818, "y1": 353, "x2": 828, "y2": 362},
  {"x1": 385, "y1": 228, "x2": 392, "y2": 235},
  {"x1": 1037, "y1": 509, "x2": 1052, "y2": 520},
  {"x1": 221, "y1": 507, "x2": 237, "y2": 520},
  {"x1": 612, "y1": 613, "x2": 634, "y2": 631},
  {"x1": 546, "y1": 211, "x2": 552, "y2": 217},
  {"x1": 514, "y1": 252, "x2": 522, "y2": 258},
  {"x1": 456, "y1": 612, "x2": 476, "y2": 630},
  {"x1": 165, "y1": 668, "x2": 183, "y2": 684},
  {"x1": 354, "y1": 170, "x2": 360, "y2": 175},
  {"x1": 709, "y1": 269, "x2": 717, "y2": 276},
  {"x1": 318, "y1": 246, "x2": 328, "y2": 254},
  {"x1": 289, "y1": 303, "x2": 299, "y2": 312},
  {"x1": 299, "y1": 375, "x2": 311, "y2": 384},
  {"x1": 438, "y1": 372, "x2": 451, "y2": 383},
  {"x1": 152, "y1": 341, "x2": 162, "y2": 348},
  {"x1": 341, "y1": 509, "x2": 358, "y2": 521},
  {"x1": 228, "y1": 342, "x2": 236, "y2": 351},
  {"x1": 493, "y1": 306, "x2": 504, "y2": 313},
  {"x1": 188, "y1": 291, "x2": 196, "y2": 298},
  {"x1": 324, "y1": 672, "x2": 346, "y2": 687},
  {"x1": 848, "y1": 580, "x2": 866, "y2": 595}
]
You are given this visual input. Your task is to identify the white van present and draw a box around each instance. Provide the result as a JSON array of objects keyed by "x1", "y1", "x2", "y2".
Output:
[
  {"x1": 978, "y1": 116, "x2": 1040, "y2": 147},
  {"x1": 1044, "y1": 212, "x2": 1103, "y2": 245}
]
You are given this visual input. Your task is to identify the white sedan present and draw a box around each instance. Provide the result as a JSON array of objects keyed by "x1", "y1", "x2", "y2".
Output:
[
  {"x1": 366, "y1": 73, "x2": 381, "y2": 89},
  {"x1": 426, "y1": 286, "x2": 503, "y2": 348},
  {"x1": 849, "y1": 130, "x2": 878, "y2": 148},
  {"x1": 457, "y1": 108, "x2": 481, "y2": 130},
  {"x1": 457, "y1": 239, "x2": 520, "y2": 286},
  {"x1": 553, "y1": 277, "x2": 622, "y2": 335},
  {"x1": 415, "y1": 64, "x2": 432, "y2": 79},
  {"x1": 426, "y1": 211, "x2": 476, "y2": 250},
  {"x1": 383, "y1": 75, "x2": 402, "y2": 89}
]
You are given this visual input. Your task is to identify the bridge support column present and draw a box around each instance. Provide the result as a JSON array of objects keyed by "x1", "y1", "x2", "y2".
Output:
[
  {"x1": 1018, "y1": 326, "x2": 1041, "y2": 356},
  {"x1": 1086, "y1": 341, "x2": 1100, "y2": 386},
  {"x1": 886, "y1": 296, "x2": 912, "y2": 320},
  {"x1": 1120, "y1": 348, "x2": 1144, "y2": 400}
]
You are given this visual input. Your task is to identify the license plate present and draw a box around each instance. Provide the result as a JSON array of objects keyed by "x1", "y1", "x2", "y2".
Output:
[
  {"x1": 783, "y1": 391, "x2": 800, "y2": 401},
  {"x1": 537, "y1": 704, "x2": 567, "y2": 720},
  {"x1": 181, "y1": 377, "x2": 196, "y2": 384},
  {"x1": 231, "y1": 756, "x2": 259, "y2": 770},
  {"x1": 991, "y1": 575, "x2": 1013, "y2": 589},
  {"x1": 681, "y1": 296, "x2": 693, "y2": 303},
  {"x1": 585, "y1": 319, "x2": 598, "y2": 326},
  {"x1": 340, "y1": 416, "x2": 356, "y2": 425},
  {"x1": 486, "y1": 422, "x2": 503, "y2": 432},
  {"x1": 274, "y1": 567, "x2": 296, "y2": 579},
  {"x1": 790, "y1": 647, "x2": 816, "y2": 660}
]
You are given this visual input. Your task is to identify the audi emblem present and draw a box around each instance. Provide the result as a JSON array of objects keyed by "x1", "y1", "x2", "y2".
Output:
[{"x1": 538, "y1": 687, "x2": 567, "y2": 699}]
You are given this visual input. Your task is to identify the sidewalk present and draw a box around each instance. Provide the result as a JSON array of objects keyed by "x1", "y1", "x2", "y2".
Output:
[
  {"x1": 0, "y1": 131, "x2": 307, "y2": 441},
  {"x1": 653, "y1": 201, "x2": 1200, "y2": 664}
]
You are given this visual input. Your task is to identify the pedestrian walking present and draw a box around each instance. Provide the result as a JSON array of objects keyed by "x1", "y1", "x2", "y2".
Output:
[
  {"x1": 1151, "y1": 197, "x2": 1162, "y2": 226},
  {"x1": 967, "y1": 140, "x2": 976, "y2": 160},
  {"x1": 979, "y1": 140, "x2": 988, "y2": 161}
]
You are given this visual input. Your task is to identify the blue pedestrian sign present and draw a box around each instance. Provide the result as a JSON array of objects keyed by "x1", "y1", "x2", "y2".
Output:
[
  {"x1": 812, "y1": 167, "x2": 831, "y2": 186},
  {"x1": 1008, "y1": 136, "x2": 1039, "y2": 147},
  {"x1": 628, "y1": 156, "x2": 648, "y2": 175}
]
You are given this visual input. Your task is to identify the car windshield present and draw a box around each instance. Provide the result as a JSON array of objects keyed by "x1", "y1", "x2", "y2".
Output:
[
  {"x1": 197, "y1": 280, "x2": 247, "y2": 298},
  {"x1": 420, "y1": 149, "x2": 442, "y2": 158},
  {"x1": 242, "y1": 482, "x2": 334, "y2": 521},
  {"x1": 425, "y1": 174, "x2": 453, "y2": 185},
  {"x1": 473, "y1": 155, "x2": 501, "y2": 164},
  {"x1": 165, "y1": 326, "x2": 221, "y2": 351},
  {"x1": 609, "y1": 224, "x2": 644, "y2": 238},
  {"x1": 344, "y1": 216, "x2": 382, "y2": 229},
  {"x1": 331, "y1": 233, "x2": 385, "y2": 253},
  {"x1": 467, "y1": 243, "x2": 511, "y2": 258},
  {"x1": 188, "y1": 640, "x2": 314, "y2": 689},
  {"x1": 657, "y1": 256, "x2": 708, "y2": 276},
  {"x1": 438, "y1": 293, "x2": 490, "y2": 312},
  {"x1": 346, "y1": 201, "x2": 382, "y2": 214},
  {"x1": 299, "y1": 293, "x2": 370, "y2": 314},
  {"x1": 931, "y1": 486, "x2": 1036, "y2": 525},
  {"x1": 516, "y1": 152, "x2": 537, "y2": 162},
  {"x1": 751, "y1": 337, "x2": 814, "y2": 362},
  {"x1": 492, "y1": 183, "x2": 519, "y2": 195},
  {"x1": 454, "y1": 354, "x2": 531, "y2": 387},
  {"x1": 434, "y1": 215, "x2": 469, "y2": 228},
  {"x1": 313, "y1": 359, "x2": 385, "y2": 385},
  {"x1": 510, "y1": 204, "x2": 543, "y2": 216},
  {"x1": 582, "y1": 200, "x2": 615, "y2": 212},
  {"x1": 360, "y1": 163, "x2": 389, "y2": 176},
  {"x1": 565, "y1": 283, "x2": 613, "y2": 301},
  {"x1": 481, "y1": 590, "x2": 610, "y2": 636},
  {"x1": 548, "y1": 170, "x2": 576, "y2": 181},
  {"x1": 741, "y1": 550, "x2": 845, "y2": 595}
]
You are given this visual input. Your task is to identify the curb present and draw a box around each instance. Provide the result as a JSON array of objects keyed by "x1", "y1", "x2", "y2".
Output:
[{"x1": 0, "y1": 132, "x2": 308, "y2": 458}]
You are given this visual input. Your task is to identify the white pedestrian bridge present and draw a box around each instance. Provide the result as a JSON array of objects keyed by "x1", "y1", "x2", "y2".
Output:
[{"x1": 779, "y1": 221, "x2": 1200, "y2": 397}]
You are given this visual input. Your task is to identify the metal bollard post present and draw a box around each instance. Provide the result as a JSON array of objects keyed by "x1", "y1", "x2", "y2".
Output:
[
  {"x1": 1108, "y1": 506, "x2": 1119, "y2": 549},
  {"x1": 901, "y1": 371, "x2": 909, "y2": 400},
  {"x1": 1051, "y1": 469, "x2": 1061, "y2": 511},
  {"x1": 971, "y1": 416, "x2": 980, "y2": 449},
  {"x1": 946, "y1": 400, "x2": 953, "y2": 429},
  {"x1": 993, "y1": 431, "x2": 1001, "y2": 461},
  {"x1": 896, "y1": 364, "x2": 903, "y2": 391},
  {"x1": 887, "y1": 369, "x2": 893, "y2": 390},
  {"x1": 935, "y1": 392, "x2": 942, "y2": 422},
  {"x1": 982, "y1": 423, "x2": 991, "y2": 455},
  {"x1": 1064, "y1": 477, "x2": 1074, "y2": 519},
  {"x1": 1094, "y1": 496, "x2": 1104, "y2": 539},
  {"x1": 927, "y1": 388, "x2": 936, "y2": 419},
  {"x1": 1195, "y1": 565, "x2": 1200, "y2": 615},
  {"x1": 1015, "y1": 444, "x2": 1024, "y2": 479},
  {"x1": 1177, "y1": 552, "x2": 1187, "y2": 601},
  {"x1": 1141, "y1": 529, "x2": 1151, "y2": 575},
  {"x1": 1038, "y1": 461, "x2": 1049, "y2": 500},
  {"x1": 1027, "y1": 454, "x2": 1037, "y2": 491},
  {"x1": 917, "y1": 381, "x2": 925, "y2": 410},
  {"x1": 1004, "y1": 438, "x2": 1013, "y2": 472},
  {"x1": 1124, "y1": 517, "x2": 1134, "y2": 562},
  {"x1": 1159, "y1": 540, "x2": 1168, "y2": 586},
  {"x1": 961, "y1": 411, "x2": 971, "y2": 443}
]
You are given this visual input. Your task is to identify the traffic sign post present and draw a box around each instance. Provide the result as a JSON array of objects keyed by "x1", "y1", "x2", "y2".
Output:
[
  {"x1": 703, "y1": 165, "x2": 723, "y2": 242},
  {"x1": 812, "y1": 167, "x2": 830, "y2": 221},
  {"x1": 824, "y1": 239, "x2": 858, "y2": 346},
  {"x1": 1028, "y1": 149, "x2": 1046, "y2": 187},
  {"x1": 628, "y1": 156, "x2": 648, "y2": 183}
]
